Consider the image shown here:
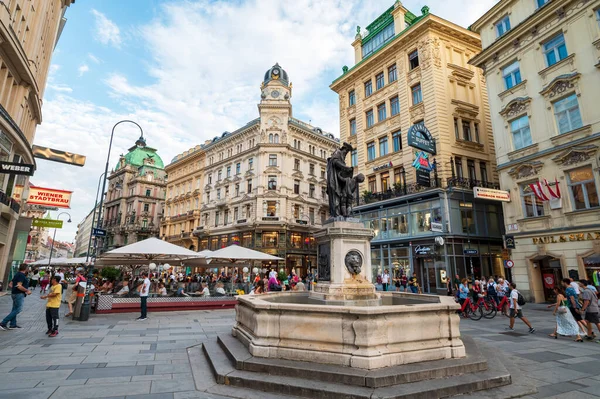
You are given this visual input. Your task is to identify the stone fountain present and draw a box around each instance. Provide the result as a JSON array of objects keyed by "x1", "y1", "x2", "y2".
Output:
[{"x1": 196, "y1": 142, "x2": 536, "y2": 398}]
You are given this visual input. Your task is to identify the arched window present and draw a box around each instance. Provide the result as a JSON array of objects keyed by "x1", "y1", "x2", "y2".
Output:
[
  {"x1": 269, "y1": 134, "x2": 274, "y2": 143},
  {"x1": 274, "y1": 134, "x2": 279, "y2": 143}
]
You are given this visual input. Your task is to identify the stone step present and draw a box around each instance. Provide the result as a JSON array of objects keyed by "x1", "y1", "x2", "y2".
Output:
[
  {"x1": 202, "y1": 341, "x2": 236, "y2": 385},
  {"x1": 218, "y1": 333, "x2": 488, "y2": 388}
]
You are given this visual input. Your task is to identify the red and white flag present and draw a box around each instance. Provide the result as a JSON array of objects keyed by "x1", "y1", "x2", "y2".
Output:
[
  {"x1": 529, "y1": 181, "x2": 549, "y2": 201},
  {"x1": 544, "y1": 178, "x2": 561, "y2": 200}
]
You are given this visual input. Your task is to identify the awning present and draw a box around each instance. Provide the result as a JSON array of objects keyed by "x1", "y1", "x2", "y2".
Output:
[{"x1": 95, "y1": 237, "x2": 206, "y2": 266}]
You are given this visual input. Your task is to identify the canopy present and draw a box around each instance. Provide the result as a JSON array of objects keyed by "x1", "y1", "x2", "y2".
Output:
[
  {"x1": 29, "y1": 257, "x2": 90, "y2": 266},
  {"x1": 95, "y1": 237, "x2": 205, "y2": 266},
  {"x1": 208, "y1": 245, "x2": 283, "y2": 262}
]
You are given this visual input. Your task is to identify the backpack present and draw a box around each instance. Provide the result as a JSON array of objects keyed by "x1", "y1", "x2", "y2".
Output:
[
  {"x1": 487, "y1": 283, "x2": 496, "y2": 296},
  {"x1": 517, "y1": 291, "x2": 526, "y2": 306}
]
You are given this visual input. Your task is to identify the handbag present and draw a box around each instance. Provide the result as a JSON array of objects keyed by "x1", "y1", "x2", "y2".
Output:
[{"x1": 557, "y1": 306, "x2": 567, "y2": 314}]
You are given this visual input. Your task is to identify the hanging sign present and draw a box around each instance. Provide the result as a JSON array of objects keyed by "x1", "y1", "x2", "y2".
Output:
[
  {"x1": 505, "y1": 235, "x2": 516, "y2": 249},
  {"x1": 407, "y1": 124, "x2": 436, "y2": 155},
  {"x1": 473, "y1": 187, "x2": 510, "y2": 202},
  {"x1": 32, "y1": 218, "x2": 63, "y2": 229},
  {"x1": 431, "y1": 222, "x2": 443, "y2": 233},
  {"x1": 412, "y1": 151, "x2": 433, "y2": 172},
  {"x1": 416, "y1": 169, "x2": 431, "y2": 186},
  {"x1": 26, "y1": 185, "x2": 73, "y2": 209},
  {"x1": 464, "y1": 249, "x2": 478, "y2": 255},
  {"x1": 542, "y1": 273, "x2": 555, "y2": 289},
  {"x1": 0, "y1": 161, "x2": 34, "y2": 176}
]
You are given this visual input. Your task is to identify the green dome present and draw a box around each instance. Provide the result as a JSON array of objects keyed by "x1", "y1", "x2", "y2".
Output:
[{"x1": 115, "y1": 136, "x2": 164, "y2": 170}]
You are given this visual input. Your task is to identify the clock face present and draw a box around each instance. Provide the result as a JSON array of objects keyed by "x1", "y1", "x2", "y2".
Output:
[
  {"x1": 272, "y1": 68, "x2": 280, "y2": 76},
  {"x1": 271, "y1": 90, "x2": 280, "y2": 98}
]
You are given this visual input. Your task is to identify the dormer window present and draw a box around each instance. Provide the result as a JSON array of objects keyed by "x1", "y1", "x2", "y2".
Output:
[
  {"x1": 361, "y1": 23, "x2": 394, "y2": 58},
  {"x1": 495, "y1": 15, "x2": 511, "y2": 37}
]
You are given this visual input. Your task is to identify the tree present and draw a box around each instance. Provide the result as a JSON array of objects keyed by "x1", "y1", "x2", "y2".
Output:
[{"x1": 100, "y1": 266, "x2": 120, "y2": 281}]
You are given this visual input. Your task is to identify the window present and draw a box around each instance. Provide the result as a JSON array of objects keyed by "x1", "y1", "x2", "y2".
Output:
[
  {"x1": 367, "y1": 142, "x2": 376, "y2": 161},
  {"x1": 454, "y1": 157, "x2": 463, "y2": 178},
  {"x1": 350, "y1": 118, "x2": 356, "y2": 136},
  {"x1": 537, "y1": 0, "x2": 549, "y2": 8},
  {"x1": 145, "y1": 189, "x2": 151, "y2": 197},
  {"x1": 309, "y1": 208, "x2": 315, "y2": 224},
  {"x1": 502, "y1": 61, "x2": 522, "y2": 90},
  {"x1": 269, "y1": 133, "x2": 274, "y2": 143},
  {"x1": 467, "y1": 160, "x2": 476, "y2": 181},
  {"x1": 226, "y1": 166, "x2": 231, "y2": 177},
  {"x1": 293, "y1": 204, "x2": 301, "y2": 219},
  {"x1": 495, "y1": 15, "x2": 511, "y2": 37},
  {"x1": 462, "y1": 121, "x2": 472, "y2": 141},
  {"x1": 268, "y1": 176, "x2": 277, "y2": 190},
  {"x1": 554, "y1": 94, "x2": 582, "y2": 134},
  {"x1": 265, "y1": 201, "x2": 277, "y2": 217},
  {"x1": 381, "y1": 172, "x2": 390, "y2": 191},
  {"x1": 543, "y1": 33, "x2": 568, "y2": 67},
  {"x1": 309, "y1": 184, "x2": 315, "y2": 198},
  {"x1": 521, "y1": 185, "x2": 544, "y2": 217},
  {"x1": 234, "y1": 207, "x2": 239, "y2": 222},
  {"x1": 143, "y1": 203, "x2": 150, "y2": 212},
  {"x1": 567, "y1": 166, "x2": 599, "y2": 210},
  {"x1": 321, "y1": 169, "x2": 325, "y2": 179},
  {"x1": 366, "y1": 109, "x2": 374, "y2": 128},
  {"x1": 510, "y1": 115, "x2": 532, "y2": 150},
  {"x1": 321, "y1": 186, "x2": 326, "y2": 199},
  {"x1": 206, "y1": 191, "x2": 210, "y2": 203},
  {"x1": 349, "y1": 90, "x2": 356, "y2": 106},
  {"x1": 309, "y1": 163, "x2": 315, "y2": 175},
  {"x1": 411, "y1": 84, "x2": 422, "y2": 105},
  {"x1": 379, "y1": 137, "x2": 388, "y2": 157},
  {"x1": 368, "y1": 175, "x2": 376, "y2": 192},
  {"x1": 365, "y1": 80, "x2": 372, "y2": 97},
  {"x1": 394, "y1": 167, "x2": 404, "y2": 185},
  {"x1": 215, "y1": 211, "x2": 220, "y2": 227},
  {"x1": 409, "y1": 50, "x2": 419, "y2": 69},
  {"x1": 217, "y1": 170, "x2": 222, "y2": 181},
  {"x1": 217, "y1": 188, "x2": 221, "y2": 199},
  {"x1": 392, "y1": 130, "x2": 402, "y2": 152},
  {"x1": 224, "y1": 209, "x2": 229, "y2": 225},
  {"x1": 376, "y1": 72, "x2": 385, "y2": 90},
  {"x1": 294, "y1": 158, "x2": 300, "y2": 170},
  {"x1": 351, "y1": 150, "x2": 358, "y2": 167},
  {"x1": 294, "y1": 180, "x2": 300, "y2": 195},
  {"x1": 235, "y1": 183, "x2": 240, "y2": 196},
  {"x1": 247, "y1": 179, "x2": 252, "y2": 193},
  {"x1": 269, "y1": 154, "x2": 277, "y2": 166},
  {"x1": 390, "y1": 96, "x2": 399, "y2": 116},
  {"x1": 361, "y1": 23, "x2": 394, "y2": 57},
  {"x1": 388, "y1": 64, "x2": 397, "y2": 83},
  {"x1": 236, "y1": 163, "x2": 241, "y2": 175},
  {"x1": 480, "y1": 162, "x2": 488, "y2": 183},
  {"x1": 208, "y1": 174, "x2": 212, "y2": 184},
  {"x1": 377, "y1": 103, "x2": 386, "y2": 122},
  {"x1": 248, "y1": 157, "x2": 254, "y2": 170}
]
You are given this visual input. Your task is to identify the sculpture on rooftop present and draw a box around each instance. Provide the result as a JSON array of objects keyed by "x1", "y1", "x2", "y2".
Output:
[{"x1": 326, "y1": 142, "x2": 364, "y2": 218}]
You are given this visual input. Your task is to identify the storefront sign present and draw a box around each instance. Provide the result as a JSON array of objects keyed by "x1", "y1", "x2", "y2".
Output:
[
  {"x1": 373, "y1": 161, "x2": 393, "y2": 172},
  {"x1": 464, "y1": 249, "x2": 478, "y2": 255},
  {"x1": 262, "y1": 216, "x2": 279, "y2": 221},
  {"x1": 431, "y1": 222, "x2": 443, "y2": 233},
  {"x1": 473, "y1": 187, "x2": 510, "y2": 202},
  {"x1": 412, "y1": 151, "x2": 433, "y2": 172},
  {"x1": 414, "y1": 245, "x2": 432, "y2": 255},
  {"x1": 32, "y1": 218, "x2": 63, "y2": 229},
  {"x1": 0, "y1": 161, "x2": 34, "y2": 176},
  {"x1": 407, "y1": 124, "x2": 436, "y2": 155},
  {"x1": 416, "y1": 169, "x2": 430, "y2": 186},
  {"x1": 542, "y1": 273, "x2": 555, "y2": 289},
  {"x1": 532, "y1": 232, "x2": 600, "y2": 245},
  {"x1": 27, "y1": 185, "x2": 72, "y2": 209},
  {"x1": 505, "y1": 235, "x2": 516, "y2": 249}
]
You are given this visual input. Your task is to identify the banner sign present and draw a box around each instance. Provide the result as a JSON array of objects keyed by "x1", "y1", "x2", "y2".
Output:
[
  {"x1": 407, "y1": 124, "x2": 436, "y2": 155},
  {"x1": 0, "y1": 161, "x2": 34, "y2": 175},
  {"x1": 473, "y1": 187, "x2": 510, "y2": 202},
  {"x1": 542, "y1": 273, "x2": 555, "y2": 289},
  {"x1": 32, "y1": 218, "x2": 63, "y2": 229},
  {"x1": 27, "y1": 185, "x2": 73, "y2": 209}
]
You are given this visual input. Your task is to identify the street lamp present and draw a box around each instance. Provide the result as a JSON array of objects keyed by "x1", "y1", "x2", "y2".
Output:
[
  {"x1": 47, "y1": 212, "x2": 72, "y2": 267},
  {"x1": 85, "y1": 171, "x2": 105, "y2": 263},
  {"x1": 80, "y1": 120, "x2": 144, "y2": 322}
]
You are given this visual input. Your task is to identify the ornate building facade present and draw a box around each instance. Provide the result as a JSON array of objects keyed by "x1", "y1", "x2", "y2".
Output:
[
  {"x1": 331, "y1": 3, "x2": 505, "y2": 293},
  {"x1": 162, "y1": 64, "x2": 339, "y2": 275},
  {"x1": 470, "y1": 0, "x2": 600, "y2": 302},
  {"x1": 100, "y1": 136, "x2": 166, "y2": 252}
]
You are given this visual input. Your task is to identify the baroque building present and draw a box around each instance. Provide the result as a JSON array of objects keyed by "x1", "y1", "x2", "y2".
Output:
[
  {"x1": 100, "y1": 136, "x2": 166, "y2": 252},
  {"x1": 330, "y1": 3, "x2": 506, "y2": 293},
  {"x1": 0, "y1": 0, "x2": 74, "y2": 283},
  {"x1": 162, "y1": 64, "x2": 339, "y2": 275},
  {"x1": 469, "y1": 0, "x2": 600, "y2": 302}
]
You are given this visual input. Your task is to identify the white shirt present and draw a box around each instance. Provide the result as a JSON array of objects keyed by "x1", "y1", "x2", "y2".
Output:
[
  {"x1": 509, "y1": 289, "x2": 521, "y2": 310},
  {"x1": 55, "y1": 272, "x2": 65, "y2": 281},
  {"x1": 158, "y1": 287, "x2": 167, "y2": 296},
  {"x1": 269, "y1": 270, "x2": 277, "y2": 279},
  {"x1": 139, "y1": 278, "x2": 151, "y2": 297},
  {"x1": 382, "y1": 273, "x2": 389, "y2": 284},
  {"x1": 116, "y1": 285, "x2": 129, "y2": 296},
  {"x1": 215, "y1": 287, "x2": 226, "y2": 295},
  {"x1": 201, "y1": 287, "x2": 210, "y2": 297},
  {"x1": 570, "y1": 282, "x2": 581, "y2": 295}
]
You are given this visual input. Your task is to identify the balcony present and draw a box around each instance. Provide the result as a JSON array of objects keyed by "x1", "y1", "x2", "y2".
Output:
[
  {"x1": 0, "y1": 191, "x2": 20, "y2": 214},
  {"x1": 446, "y1": 178, "x2": 500, "y2": 190},
  {"x1": 358, "y1": 179, "x2": 442, "y2": 206},
  {"x1": 262, "y1": 216, "x2": 280, "y2": 222}
]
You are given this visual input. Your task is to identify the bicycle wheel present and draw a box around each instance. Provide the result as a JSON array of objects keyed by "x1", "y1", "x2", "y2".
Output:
[
  {"x1": 468, "y1": 306, "x2": 483, "y2": 321},
  {"x1": 482, "y1": 303, "x2": 497, "y2": 319}
]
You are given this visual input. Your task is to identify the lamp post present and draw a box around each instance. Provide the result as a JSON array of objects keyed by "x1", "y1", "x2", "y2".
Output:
[
  {"x1": 79, "y1": 120, "x2": 144, "y2": 322},
  {"x1": 85, "y1": 172, "x2": 105, "y2": 263},
  {"x1": 47, "y1": 212, "x2": 72, "y2": 267}
]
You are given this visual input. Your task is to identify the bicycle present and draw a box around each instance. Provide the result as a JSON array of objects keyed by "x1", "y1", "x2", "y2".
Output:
[
  {"x1": 484, "y1": 295, "x2": 510, "y2": 318},
  {"x1": 458, "y1": 297, "x2": 483, "y2": 320},
  {"x1": 476, "y1": 295, "x2": 497, "y2": 319}
]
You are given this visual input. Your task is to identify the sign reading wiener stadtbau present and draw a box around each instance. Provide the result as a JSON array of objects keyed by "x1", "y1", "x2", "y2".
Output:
[
  {"x1": 0, "y1": 161, "x2": 34, "y2": 176},
  {"x1": 27, "y1": 185, "x2": 73, "y2": 209},
  {"x1": 407, "y1": 123, "x2": 436, "y2": 155},
  {"x1": 32, "y1": 218, "x2": 63, "y2": 229}
]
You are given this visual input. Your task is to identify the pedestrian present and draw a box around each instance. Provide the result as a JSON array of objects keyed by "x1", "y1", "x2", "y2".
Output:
[
  {"x1": 136, "y1": 272, "x2": 150, "y2": 321},
  {"x1": 507, "y1": 282, "x2": 535, "y2": 333},
  {"x1": 446, "y1": 275, "x2": 453, "y2": 296},
  {"x1": 400, "y1": 273, "x2": 408, "y2": 292},
  {"x1": 453, "y1": 274, "x2": 461, "y2": 296},
  {"x1": 382, "y1": 270, "x2": 390, "y2": 291},
  {"x1": 394, "y1": 273, "x2": 401, "y2": 292},
  {"x1": 578, "y1": 280, "x2": 600, "y2": 340},
  {"x1": 0, "y1": 264, "x2": 32, "y2": 330},
  {"x1": 409, "y1": 273, "x2": 419, "y2": 293},
  {"x1": 55, "y1": 268, "x2": 66, "y2": 293},
  {"x1": 487, "y1": 278, "x2": 499, "y2": 305},
  {"x1": 40, "y1": 272, "x2": 49, "y2": 294},
  {"x1": 458, "y1": 278, "x2": 469, "y2": 307},
  {"x1": 29, "y1": 269, "x2": 40, "y2": 290},
  {"x1": 570, "y1": 278, "x2": 581, "y2": 295},
  {"x1": 562, "y1": 278, "x2": 587, "y2": 333},
  {"x1": 41, "y1": 276, "x2": 62, "y2": 337},
  {"x1": 548, "y1": 286, "x2": 583, "y2": 342}
]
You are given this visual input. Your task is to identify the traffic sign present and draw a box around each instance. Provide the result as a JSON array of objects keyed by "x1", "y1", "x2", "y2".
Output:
[
  {"x1": 505, "y1": 260, "x2": 514, "y2": 269},
  {"x1": 92, "y1": 228, "x2": 107, "y2": 237}
]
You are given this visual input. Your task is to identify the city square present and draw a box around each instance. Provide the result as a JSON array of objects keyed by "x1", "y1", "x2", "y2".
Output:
[{"x1": 0, "y1": 0, "x2": 599, "y2": 398}]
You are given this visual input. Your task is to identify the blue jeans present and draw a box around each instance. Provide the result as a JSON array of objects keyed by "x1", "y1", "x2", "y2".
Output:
[
  {"x1": 410, "y1": 286, "x2": 418, "y2": 293},
  {"x1": 2, "y1": 294, "x2": 25, "y2": 327}
]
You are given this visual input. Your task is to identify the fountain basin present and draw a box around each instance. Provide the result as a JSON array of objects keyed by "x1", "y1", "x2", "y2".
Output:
[{"x1": 233, "y1": 291, "x2": 465, "y2": 370}]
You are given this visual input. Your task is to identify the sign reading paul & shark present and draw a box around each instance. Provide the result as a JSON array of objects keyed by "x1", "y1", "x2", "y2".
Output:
[
  {"x1": 407, "y1": 123, "x2": 436, "y2": 155},
  {"x1": 27, "y1": 185, "x2": 73, "y2": 209}
]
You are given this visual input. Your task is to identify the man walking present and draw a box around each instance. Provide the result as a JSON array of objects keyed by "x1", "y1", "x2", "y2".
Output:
[
  {"x1": 0, "y1": 264, "x2": 32, "y2": 330},
  {"x1": 381, "y1": 270, "x2": 390, "y2": 291},
  {"x1": 136, "y1": 272, "x2": 150, "y2": 321},
  {"x1": 41, "y1": 276, "x2": 62, "y2": 337},
  {"x1": 507, "y1": 282, "x2": 535, "y2": 333},
  {"x1": 578, "y1": 280, "x2": 600, "y2": 340}
]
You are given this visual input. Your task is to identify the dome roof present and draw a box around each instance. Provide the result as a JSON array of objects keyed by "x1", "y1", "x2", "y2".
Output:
[
  {"x1": 263, "y1": 63, "x2": 289, "y2": 87},
  {"x1": 116, "y1": 136, "x2": 164, "y2": 170}
]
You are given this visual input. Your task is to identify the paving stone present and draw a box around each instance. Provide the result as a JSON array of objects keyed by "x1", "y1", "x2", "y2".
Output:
[
  {"x1": 56, "y1": 363, "x2": 101, "y2": 369},
  {"x1": 0, "y1": 387, "x2": 57, "y2": 399},
  {"x1": 525, "y1": 365, "x2": 592, "y2": 383},
  {"x1": 85, "y1": 376, "x2": 133, "y2": 385},
  {"x1": 531, "y1": 381, "x2": 588, "y2": 398},
  {"x1": 10, "y1": 365, "x2": 49, "y2": 372},
  {"x1": 131, "y1": 374, "x2": 174, "y2": 382},
  {"x1": 126, "y1": 394, "x2": 174, "y2": 399},
  {"x1": 51, "y1": 381, "x2": 151, "y2": 398},
  {"x1": 153, "y1": 363, "x2": 192, "y2": 375},
  {"x1": 516, "y1": 351, "x2": 567, "y2": 363},
  {"x1": 68, "y1": 365, "x2": 150, "y2": 380},
  {"x1": 150, "y1": 378, "x2": 196, "y2": 394},
  {"x1": 0, "y1": 380, "x2": 41, "y2": 390}
]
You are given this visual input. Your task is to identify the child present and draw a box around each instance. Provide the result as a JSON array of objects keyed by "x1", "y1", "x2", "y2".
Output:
[{"x1": 41, "y1": 276, "x2": 62, "y2": 337}]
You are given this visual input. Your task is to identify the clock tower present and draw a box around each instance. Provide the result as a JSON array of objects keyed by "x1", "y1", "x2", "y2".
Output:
[{"x1": 258, "y1": 63, "x2": 292, "y2": 143}]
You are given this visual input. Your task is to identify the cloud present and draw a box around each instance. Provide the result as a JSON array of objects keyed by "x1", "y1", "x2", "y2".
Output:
[
  {"x1": 91, "y1": 9, "x2": 122, "y2": 48},
  {"x1": 88, "y1": 53, "x2": 101, "y2": 63},
  {"x1": 48, "y1": 84, "x2": 73, "y2": 93},
  {"x1": 78, "y1": 64, "x2": 89, "y2": 76}
]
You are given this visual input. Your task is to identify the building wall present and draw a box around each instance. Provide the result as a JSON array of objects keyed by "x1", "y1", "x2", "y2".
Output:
[
  {"x1": 74, "y1": 205, "x2": 99, "y2": 257},
  {"x1": 0, "y1": 1, "x2": 73, "y2": 283},
  {"x1": 470, "y1": 0, "x2": 600, "y2": 302}
]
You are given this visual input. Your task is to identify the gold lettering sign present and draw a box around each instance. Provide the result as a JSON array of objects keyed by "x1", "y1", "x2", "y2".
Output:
[{"x1": 533, "y1": 232, "x2": 600, "y2": 244}]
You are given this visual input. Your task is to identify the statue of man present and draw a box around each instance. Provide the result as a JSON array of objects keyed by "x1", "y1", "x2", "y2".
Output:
[{"x1": 326, "y1": 142, "x2": 355, "y2": 218}]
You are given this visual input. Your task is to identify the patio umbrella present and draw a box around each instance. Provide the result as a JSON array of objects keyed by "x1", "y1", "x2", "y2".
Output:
[
  {"x1": 95, "y1": 237, "x2": 206, "y2": 266},
  {"x1": 207, "y1": 245, "x2": 283, "y2": 262},
  {"x1": 29, "y1": 257, "x2": 91, "y2": 266}
]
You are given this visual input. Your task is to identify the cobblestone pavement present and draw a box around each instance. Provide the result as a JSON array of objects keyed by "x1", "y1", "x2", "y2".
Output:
[{"x1": 0, "y1": 293, "x2": 599, "y2": 398}]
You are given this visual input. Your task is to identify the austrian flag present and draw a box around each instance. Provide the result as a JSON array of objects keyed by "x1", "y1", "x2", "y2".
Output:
[
  {"x1": 529, "y1": 181, "x2": 549, "y2": 202},
  {"x1": 544, "y1": 178, "x2": 561, "y2": 200}
]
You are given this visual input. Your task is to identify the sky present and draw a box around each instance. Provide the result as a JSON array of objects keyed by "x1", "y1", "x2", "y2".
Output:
[{"x1": 34, "y1": 0, "x2": 497, "y2": 242}]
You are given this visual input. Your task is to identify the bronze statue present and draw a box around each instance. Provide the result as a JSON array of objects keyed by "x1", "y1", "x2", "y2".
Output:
[{"x1": 326, "y1": 142, "x2": 364, "y2": 218}]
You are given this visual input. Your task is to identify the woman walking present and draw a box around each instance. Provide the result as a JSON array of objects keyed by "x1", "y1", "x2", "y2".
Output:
[{"x1": 548, "y1": 286, "x2": 583, "y2": 342}]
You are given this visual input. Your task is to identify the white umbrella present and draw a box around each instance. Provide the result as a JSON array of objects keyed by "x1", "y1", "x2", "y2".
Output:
[
  {"x1": 208, "y1": 245, "x2": 283, "y2": 262},
  {"x1": 29, "y1": 257, "x2": 90, "y2": 266},
  {"x1": 95, "y1": 237, "x2": 205, "y2": 266}
]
